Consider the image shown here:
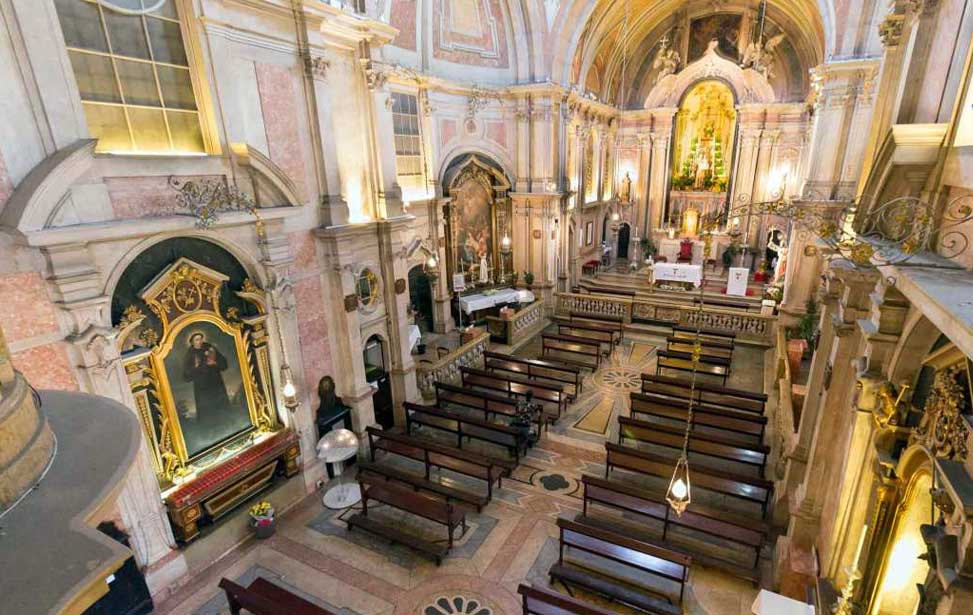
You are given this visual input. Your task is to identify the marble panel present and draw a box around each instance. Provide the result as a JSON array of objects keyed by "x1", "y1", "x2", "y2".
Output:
[
  {"x1": 255, "y1": 63, "x2": 309, "y2": 202},
  {"x1": 440, "y1": 118, "x2": 458, "y2": 149},
  {"x1": 0, "y1": 272, "x2": 59, "y2": 343},
  {"x1": 389, "y1": 0, "x2": 417, "y2": 51},
  {"x1": 433, "y1": 0, "x2": 510, "y2": 69},
  {"x1": 485, "y1": 121, "x2": 506, "y2": 149},
  {"x1": 294, "y1": 275, "x2": 332, "y2": 391},
  {"x1": 291, "y1": 232, "x2": 317, "y2": 274},
  {"x1": 107, "y1": 175, "x2": 222, "y2": 220},
  {"x1": 12, "y1": 343, "x2": 78, "y2": 391}
]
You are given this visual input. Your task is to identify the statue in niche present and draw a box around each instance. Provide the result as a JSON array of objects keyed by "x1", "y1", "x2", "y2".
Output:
[
  {"x1": 652, "y1": 35, "x2": 682, "y2": 85},
  {"x1": 315, "y1": 375, "x2": 350, "y2": 438},
  {"x1": 619, "y1": 172, "x2": 632, "y2": 203},
  {"x1": 479, "y1": 253, "x2": 490, "y2": 285},
  {"x1": 741, "y1": 33, "x2": 785, "y2": 79}
]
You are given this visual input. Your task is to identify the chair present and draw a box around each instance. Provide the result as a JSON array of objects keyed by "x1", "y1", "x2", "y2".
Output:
[
  {"x1": 437, "y1": 346, "x2": 451, "y2": 359},
  {"x1": 677, "y1": 239, "x2": 694, "y2": 263}
]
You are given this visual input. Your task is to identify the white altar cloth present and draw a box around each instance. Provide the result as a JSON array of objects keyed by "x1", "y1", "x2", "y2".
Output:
[
  {"x1": 750, "y1": 590, "x2": 815, "y2": 615},
  {"x1": 726, "y1": 267, "x2": 750, "y2": 297},
  {"x1": 459, "y1": 289, "x2": 535, "y2": 314},
  {"x1": 651, "y1": 263, "x2": 703, "y2": 287},
  {"x1": 406, "y1": 324, "x2": 421, "y2": 351}
]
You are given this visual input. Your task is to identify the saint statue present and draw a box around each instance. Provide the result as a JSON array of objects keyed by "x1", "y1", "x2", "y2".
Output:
[
  {"x1": 652, "y1": 35, "x2": 681, "y2": 85},
  {"x1": 479, "y1": 253, "x2": 490, "y2": 284},
  {"x1": 693, "y1": 148, "x2": 711, "y2": 189},
  {"x1": 182, "y1": 332, "x2": 231, "y2": 428},
  {"x1": 619, "y1": 172, "x2": 632, "y2": 203},
  {"x1": 741, "y1": 34, "x2": 785, "y2": 79}
]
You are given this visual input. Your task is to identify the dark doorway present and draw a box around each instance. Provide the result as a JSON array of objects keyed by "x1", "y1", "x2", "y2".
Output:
[
  {"x1": 617, "y1": 223, "x2": 631, "y2": 259},
  {"x1": 408, "y1": 265, "x2": 434, "y2": 332},
  {"x1": 363, "y1": 335, "x2": 394, "y2": 428}
]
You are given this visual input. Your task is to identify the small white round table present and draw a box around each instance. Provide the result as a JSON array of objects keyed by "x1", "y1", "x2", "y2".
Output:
[{"x1": 316, "y1": 429, "x2": 361, "y2": 509}]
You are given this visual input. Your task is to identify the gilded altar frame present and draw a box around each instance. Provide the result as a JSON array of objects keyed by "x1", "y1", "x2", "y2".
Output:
[
  {"x1": 443, "y1": 154, "x2": 512, "y2": 290},
  {"x1": 118, "y1": 258, "x2": 279, "y2": 487}
]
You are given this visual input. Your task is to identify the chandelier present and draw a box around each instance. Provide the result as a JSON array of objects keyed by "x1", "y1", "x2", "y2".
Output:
[{"x1": 726, "y1": 190, "x2": 973, "y2": 270}]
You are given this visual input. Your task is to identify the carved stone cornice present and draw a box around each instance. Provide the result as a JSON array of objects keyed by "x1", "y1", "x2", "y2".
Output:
[{"x1": 879, "y1": 14, "x2": 906, "y2": 48}]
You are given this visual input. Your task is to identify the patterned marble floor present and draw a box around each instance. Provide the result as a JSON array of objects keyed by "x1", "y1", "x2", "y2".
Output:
[{"x1": 154, "y1": 331, "x2": 768, "y2": 615}]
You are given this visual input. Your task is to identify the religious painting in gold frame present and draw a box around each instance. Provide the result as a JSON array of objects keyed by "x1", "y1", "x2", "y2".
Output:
[
  {"x1": 443, "y1": 154, "x2": 511, "y2": 290},
  {"x1": 119, "y1": 258, "x2": 279, "y2": 486}
]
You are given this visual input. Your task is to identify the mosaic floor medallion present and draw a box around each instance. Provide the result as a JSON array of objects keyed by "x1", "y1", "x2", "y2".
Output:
[
  {"x1": 592, "y1": 366, "x2": 643, "y2": 392},
  {"x1": 531, "y1": 470, "x2": 578, "y2": 496},
  {"x1": 424, "y1": 596, "x2": 493, "y2": 615}
]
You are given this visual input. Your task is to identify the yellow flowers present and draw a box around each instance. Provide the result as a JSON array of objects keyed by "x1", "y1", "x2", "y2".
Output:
[{"x1": 249, "y1": 500, "x2": 274, "y2": 519}]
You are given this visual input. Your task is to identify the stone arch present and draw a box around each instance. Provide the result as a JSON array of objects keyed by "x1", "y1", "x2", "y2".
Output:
[
  {"x1": 441, "y1": 152, "x2": 512, "y2": 196},
  {"x1": 438, "y1": 144, "x2": 515, "y2": 190},
  {"x1": 889, "y1": 313, "x2": 943, "y2": 385},
  {"x1": 643, "y1": 44, "x2": 776, "y2": 108}
]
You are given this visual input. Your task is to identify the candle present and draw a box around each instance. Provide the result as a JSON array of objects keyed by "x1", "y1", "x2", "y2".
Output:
[{"x1": 854, "y1": 524, "x2": 869, "y2": 569}]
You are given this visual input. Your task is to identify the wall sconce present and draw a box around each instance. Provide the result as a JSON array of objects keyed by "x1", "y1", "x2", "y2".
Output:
[
  {"x1": 500, "y1": 235, "x2": 512, "y2": 253},
  {"x1": 611, "y1": 212, "x2": 620, "y2": 222},
  {"x1": 425, "y1": 255, "x2": 440, "y2": 280},
  {"x1": 280, "y1": 363, "x2": 299, "y2": 411}
]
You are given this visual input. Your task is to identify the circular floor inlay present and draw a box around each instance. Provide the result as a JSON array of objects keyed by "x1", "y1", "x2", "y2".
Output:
[
  {"x1": 593, "y1": 366, "x2": 642, "y2": 392},
  {"x1": 424, "y1": 596, "x2": 493, "y2": 615},
  {"x1": 532, "y1": 470, "x2": 578, "y2": 496}
]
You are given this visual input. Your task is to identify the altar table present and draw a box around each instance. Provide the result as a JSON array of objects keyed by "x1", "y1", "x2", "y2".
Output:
[
  {"x1": 459, "y1": 288, "x2": 535, "y2": 314},
  {"x1": 651, "y1": 263, "x2": 703, "y2": 287}
]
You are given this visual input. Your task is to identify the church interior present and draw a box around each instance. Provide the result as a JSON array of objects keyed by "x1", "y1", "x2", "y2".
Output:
[{"x1": 2, "y1": 1, "x2": 973, "y2": 614}]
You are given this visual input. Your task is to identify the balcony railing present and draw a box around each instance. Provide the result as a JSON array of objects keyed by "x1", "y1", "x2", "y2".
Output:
[{"x1": 415, "y1": 330, "x2": 489, "y2": 399}]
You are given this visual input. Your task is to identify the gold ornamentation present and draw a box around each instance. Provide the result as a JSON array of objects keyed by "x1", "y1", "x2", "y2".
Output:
[
  {"x1": 911, "y1": 366, "x2": 968, "y2": 461},
  {"x1": 120, "y1": 305, "x2": 145, "y2": 329},
  {"x1": 139, "y1": 328, "x2": 159, "y2": 347},
  {"x1": 168, "y1": 176, "x2": 257, "y2": 229},
  {"x1": 242, "y1": 278, "x2": 261, "y2": 294}
]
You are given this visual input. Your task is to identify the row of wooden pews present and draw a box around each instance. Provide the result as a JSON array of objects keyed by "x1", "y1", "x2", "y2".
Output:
[{"x1": 345, "y1": 316, "x2": 615, "y2": 565}]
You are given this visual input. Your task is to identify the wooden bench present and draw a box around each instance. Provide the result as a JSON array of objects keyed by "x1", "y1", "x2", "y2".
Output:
[
  {"x1": 618, "y1": 416, "x2": 768, "y2": 477},
  {"x1": 404, "y1": 402, "x2": 527, "y2": 462},
  {"x1": 460, "y1": 366, "x2": 567, "y2": 420},
  {"x1": 220, "y1": 577, "x2": 336, "y2": 615},
  {"x1": 630, "y1": 392, "x2": 766, "y2": 442},
  {"x1": 349, "y1": 477, "x2": 465, "y2": 565},
  {"x1": 518, "y1": 584, "x2": 617, "y2": 615},
  {"x1": 605, "y1": 442, "x2": 773, "y2": 517},
  {"x1": 541, "y1": 334, "x2": 602, "y2": 371},
  {"x1": 583, "y1": 286, "x2": 637, "y2": 299},
  {"x1": 556, "y1": 322, "x2": 616, "y2": 354},
  {"x1": 569, "y1": 311, "x2": 624, "y2": 342},
  {"x1": 366, "y1": 426, "x2": 505, "y2": 500},
  {"x1": 665, "y1": 337, "x2": 734, "y2": 361},
  {"x1": 655, "y1": 350, "x2": 729, "y2": 386},
  {"x1": 551, "y1": 518, "x2": 688, "y2": 615},
  {"x1": 641, "y1": 374, "x2": 767, "y2": 415},
  {"x1": 579, "y1": 475, "x2": 766, "y2": 583},
  {"x1": 357, "y1": 461, "x2": 488, "y2": 512},
  {"x1": 484, "y1": 351, "x2": 583, "y2": 399}
]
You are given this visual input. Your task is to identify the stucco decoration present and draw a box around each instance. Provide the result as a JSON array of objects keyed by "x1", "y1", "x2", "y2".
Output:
[
  {"x1": 643, "y1": 41, "x2": 776, "y2": 108},
  {"x1": 911, "y1": 366, "x2": 969, "y2": 462},
  {"x1": 434, "y1": 0, "x2": 510, "y2": 68}
]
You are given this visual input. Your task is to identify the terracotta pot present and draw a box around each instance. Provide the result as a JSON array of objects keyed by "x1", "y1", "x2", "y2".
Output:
[{"x1": 786, "y1": 339, "x2": 808, "y2": 376}]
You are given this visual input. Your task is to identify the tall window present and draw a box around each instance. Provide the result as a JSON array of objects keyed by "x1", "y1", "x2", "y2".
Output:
[
  {"x1": 54, "y1": 0, "x2": 205, "y2": 153},
  {"x1": 390, "y1": 92, "x2": 425, "y2": 195}
]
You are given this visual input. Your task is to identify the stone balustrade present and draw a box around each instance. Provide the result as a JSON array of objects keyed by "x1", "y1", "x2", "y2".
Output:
[
  {"x1": 486, "y1": 299, "x2": 546, "y2": 346},
  {"x1": 555, "y1": 292, "x2": 777, "y2": 345},
  {"x1": 415, "y1": 330, "x2": 489, "y2": 399}
]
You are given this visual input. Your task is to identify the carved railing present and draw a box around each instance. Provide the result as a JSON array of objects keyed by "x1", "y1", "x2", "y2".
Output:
[
  {"x1": 415, "y1": 330, "x2": 489, "y2": 400},
  {"x1": 486, "y1": 299, "x2": 546, "y2": 345},
  {"x1": 555, "y1": 292, "x2": 777, "y2": 345}
]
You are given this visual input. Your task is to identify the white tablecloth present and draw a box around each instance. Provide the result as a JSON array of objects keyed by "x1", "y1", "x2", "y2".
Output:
[
  {"x1": 727, "y1": 267, "x2": 750, "y2": 296},
  {"x1": 406, "y1": 324, "x2": 421, "y2": 351},
  {"x1": 750, "y1": 590, "x2": 815, "y2": 615},
  {"x1": 651, "y1": 263, "x2": 703, "y2": 287},
  {"x1": 459, "y1": 289, "x2": 535, "y2": 314}
]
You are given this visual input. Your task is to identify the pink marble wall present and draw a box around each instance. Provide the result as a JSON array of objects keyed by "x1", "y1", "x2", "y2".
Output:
[
  {"x1": 0, "y1": 272, "x2": 60, "y2": 344},
  {"x1": 440, "y1": 119, "x2": 457, "y2": 149},
  {"x1": 0, "y1": 150, "x2": 12, "y2": 209},
  {"x1": 293, "y1": 273, "x2": 332, "y2": 395},
  {"x1": 12, "y1": 343, "x2": 78, "y2": 391},
  {"x1": 255, "y1": 63, "x2": 309, "y2": 202},
  {"x1": 390, "y1": 0, "x2": 417, "y2": 51},
  {"x1": 486, "y1": 121, "x2": 507, "y2": 149},
  {"x1": 107, "y1": 175, "x2": 222, "y2": 220},
  {"x1": 434, "y1": 0, "x2": 510, "y2": 69},
  {"x1": 291, "y1": 232, "x2": 317, "y2": 273}
]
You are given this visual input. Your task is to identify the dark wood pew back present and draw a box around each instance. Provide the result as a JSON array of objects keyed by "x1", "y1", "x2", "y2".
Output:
[
  {"x1": 460, "y1": 366, "x2": 566, "y2": 419},
  {"x1": 484, "y1": 351, "x2": 583, "y2": 398},
  {"x1": 541, "y1": 334, "x2": 602, "y2": 370},
  {"x1": 518, "y1": 583, "x2": 618, "y2": 615},
  {"x1": 404, "y1": 401, "x2": 525, "y2": 461},
  {"x1": 630, "y1": 392, "x2": 766, "y2": 441},
  {"x1": 641, "y1": 373, "x2": 766, "y2": 414},
  {"x1": 219, "y1": 577, "x2": 336, "y2": 615}
]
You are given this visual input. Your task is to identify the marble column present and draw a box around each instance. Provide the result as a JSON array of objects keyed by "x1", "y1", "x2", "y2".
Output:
[
  {"x1": 647, "y1": 110, "x2": 676, "y2": 228},
  {"x1": 360, "y1": 53, "x2": 403, "y2": 219},
  {"x1": 308, "y1": 53, "x2": 351, "y2": 226},
  {"x1": 376, "y1": 218, "x2": 420, "y2": 424},
  {"x1": 635, "y1": 134, "x2": 650, "y2": 237},
  {"x1": 41, "y1": 243, "x2": 181, "y2": 591},
  {"x1": 426, "y1": 198, "x2": 454, "y2": 334}
]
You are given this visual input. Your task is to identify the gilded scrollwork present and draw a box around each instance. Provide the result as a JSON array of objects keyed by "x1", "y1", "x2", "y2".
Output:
[{"x1": 911, "y1": 366, "x2": 969, "y2": 462}]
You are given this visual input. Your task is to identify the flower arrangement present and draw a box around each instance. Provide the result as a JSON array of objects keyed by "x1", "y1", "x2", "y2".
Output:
[{"x1": 248, "y1": 501, "x2": 275, "y2": 537}]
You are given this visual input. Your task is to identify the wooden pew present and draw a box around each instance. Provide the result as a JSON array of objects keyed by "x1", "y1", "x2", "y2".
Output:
[
  {"x1": 630, "y1": 392, "x2": 766, "y2": 443},
  {"x1": 641, "y1": 373, "x2": 767, "y2": 415},
  {"x1": 541, "y1": 334, "x2": 602, "y2": 371},
  {"x1": 579, "y1": 475, "x2": 766, "y2": 583},
  {"x1": 583, "y1": 286, "x2": 637, "y2": 299},
  {"x1": 569, "y1": 311, "x2": 624, "y2": 342},
  {"x1": 460, "y1": 366, "x2": 567, "y2": 420},
  {"x1": 366, "y1": 426, "x2": 505, "y2": 499},
  {"x1": 518, "y1": 584, "x2": 618, "y2": 615},
  {"x1": 665, "y1": 337, "x2": 734, "y2": 361},
  {"x1": 655, "y1": 350, "x2": 729, "y2": 386},
  {"x1": 605, "y1": 442, "x2": 773, "y2": 517},
  {"x1": 357, "y1": 461, "x2": 488, "y2": 512},
  {"x1": 551, "y1": 518, "x2": 688, "y2": 615},
  {"x1": 435, "y1": 382, "x2": 546, "y2": 437},
  {"x1": 556, "y1": 322, "x2": 616, "y2": 354},
  {"x1": 348, "y1": 476, "x2": 465, "y2": 565},
  {"x1": 404, "y1": 402, "x2": 526, "y2": 461},
  {"x1": 484, "y1": 351, "x2": 583, "y2": 399},
  {"x1": 220, "y1": 577, "x2": 337, "y2": 615},
  {"x1": 617, "y1": 415, "x2": 768, "y2": 477}
]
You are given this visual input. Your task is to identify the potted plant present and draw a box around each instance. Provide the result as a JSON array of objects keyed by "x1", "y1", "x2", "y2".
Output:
[
  {"x1": 248, "y1": 500, "x2": 276, "y2": 539},
  {"x1": 722, "y1": 243, "x2": 740, "y2": 269},
  {"x1": 797, "y1": 298, "x2": 819, "y2": 356},
  {"x1": 523, "y1": 270, "x2": 534, "y2": 290},
  {"x1": 640, "y1": 237, "x2": 657, "y2": 263},
  {"x1": 510, "y1": 271, "x2": 519, "y2": 287}
]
